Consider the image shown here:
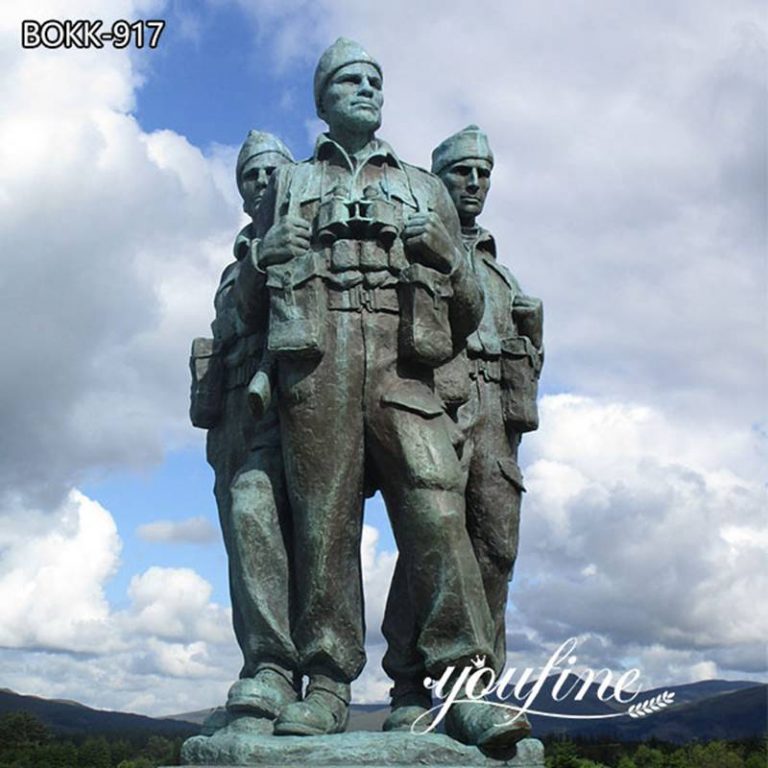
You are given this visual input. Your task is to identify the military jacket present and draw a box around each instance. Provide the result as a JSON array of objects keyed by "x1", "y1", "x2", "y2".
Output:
[
  {"x1": 236, "y1": 134, "x2": 484, "y2": 365},
  {"x1": 436, "y1": 227, "x2": 543, "y2": 433}
]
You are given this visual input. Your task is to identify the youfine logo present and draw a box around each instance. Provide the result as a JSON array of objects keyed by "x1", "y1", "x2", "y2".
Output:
[{"x1": 412, "y1": 637, "x2": 676, "y2": 734}]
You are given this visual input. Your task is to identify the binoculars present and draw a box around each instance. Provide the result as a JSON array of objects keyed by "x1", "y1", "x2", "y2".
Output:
[{"x1": 316, "y1": 187, "x2": 399, "y2": 247}]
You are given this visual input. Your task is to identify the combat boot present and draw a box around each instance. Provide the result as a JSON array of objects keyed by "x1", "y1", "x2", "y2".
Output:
[
  {"x1": 382, "y1": 680, "x2": 434, "y2": 732},
  {"x1": 226, "y1": 664, "x2": 299, "y2": 719},
  {"x1": 274, "y1": 676, "x2": 350, "y2": 736},
  {"x1": 445, "y1": 700, "x2": 531, "y2": 751}
]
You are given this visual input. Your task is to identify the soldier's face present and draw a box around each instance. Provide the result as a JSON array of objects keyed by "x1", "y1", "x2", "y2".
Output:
[
  {"x1": 240, "y1": 152, "x2": 290, "y2": 217},
  {"x1": 320, "y1": 62, "x2": 383, "y2": 136},
  {"x1": 440, "y1": 158, "x2": 492, "y2": 225}
]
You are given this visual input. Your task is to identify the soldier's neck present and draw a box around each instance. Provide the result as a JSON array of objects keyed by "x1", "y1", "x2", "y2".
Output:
[{"x1": 328, "y1": 129, "x2": 376, "y2": 161}]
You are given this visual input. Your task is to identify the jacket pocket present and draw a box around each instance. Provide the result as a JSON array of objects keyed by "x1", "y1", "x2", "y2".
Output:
[
  {"x1": 266, "y1": 252, "x2": 326, "y2": 358},
  {"x1": 500, "y1": 336, "x2": 541, "y2": 433},
  {"x1": 189, "y1": 337, "x2": 223, "y2": 429},
  {"x1": 398, "y1": 263, "x2": 454, "y2": 368},
  {"x1": 498, "y1": 457, "x2": 526, "y2": 493},
  {"x1": 381, "y1": 380, "x2": 444, "y2": 418}
]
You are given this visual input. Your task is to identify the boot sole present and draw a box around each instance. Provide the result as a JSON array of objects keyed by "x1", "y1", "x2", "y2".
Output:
[
  {"x1": 477, "y1": 721, "x2": 531, "y2": 751},
  {"x1": 273, "y1": 717, "x2": 347, "y2": 737}
]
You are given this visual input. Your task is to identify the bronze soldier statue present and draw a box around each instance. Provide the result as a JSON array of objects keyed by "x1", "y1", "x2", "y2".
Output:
[
  {"x1": 381, "y1": 126, "x2": 543, "y2": 743},
  {"x1": 190, "y1": 131, "x2": 301, "y2": 729},
  {"x1": 235, "y1": 40, "x2": 526, "y2": 747}
]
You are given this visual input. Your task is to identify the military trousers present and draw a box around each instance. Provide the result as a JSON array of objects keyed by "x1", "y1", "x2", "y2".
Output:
[
  {"x1": 276, "y1": 301, "x2": 495, "y2": 684},
  {"x1": 382, "y1": 373, "x2": 523, "y2": 690},
  {"x1": 208, "y1": 390, "x2": 298, "y2": 679}
]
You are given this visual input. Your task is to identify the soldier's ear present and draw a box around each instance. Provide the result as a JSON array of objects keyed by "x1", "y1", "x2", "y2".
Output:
[{"x1": 316, "y1": 95, "x2": 327, "y2": 122}]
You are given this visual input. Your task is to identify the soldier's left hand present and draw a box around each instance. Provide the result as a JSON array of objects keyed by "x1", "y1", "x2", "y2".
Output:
[
  {"x1": 513, "y1": 294, "x2": 543, "y2": 348},
  {"x1": 403, "y1": 212, "x2": 457, "y2": 274}
]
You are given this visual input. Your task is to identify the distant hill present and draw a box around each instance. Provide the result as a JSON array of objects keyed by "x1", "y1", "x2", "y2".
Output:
[
  {"x1": 0, "y1": 689, "x2": 197, "y2": 737},
  {"x1": 2, "y1": 678, "x2": 764, "y2": 743},
  {"x1": 342, "y1": 678, "x2": 767, "y2": 741},
  {"x1": 563, "y1": 683, "x2": 768, "y2": 743},
  {"x1": 167, "y1": 701, "x2": 388, "y2": 731},
  {"x1": 494, "y1": 677, "x2": 767, "y2": 743}
]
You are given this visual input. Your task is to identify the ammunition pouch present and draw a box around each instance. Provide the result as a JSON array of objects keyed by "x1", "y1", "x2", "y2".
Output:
[
  {"x1": 189, "y1": 337, "x2": 223, "y2": 429},
  {"x1": 500, "y1": 336, "x2": 542, "y2": 433},
  {"x1": 434, "y1": 353, "x2": 471, "y2": 409},
  {"x1": 266, "y1": 252, "x2": 326, "y2": 358},
  {"x1": 398, "y1": 263, "x2": 454, "y2": 368}
]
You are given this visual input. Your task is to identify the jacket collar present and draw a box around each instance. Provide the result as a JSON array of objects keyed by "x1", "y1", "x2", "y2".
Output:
[{"x1": 314, "y1": 133, "x2": 404, "y2": 172}]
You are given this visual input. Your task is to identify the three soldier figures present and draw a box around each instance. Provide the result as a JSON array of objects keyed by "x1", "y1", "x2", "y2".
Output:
[{"x1": 190, "y1": 38, "x2": 543, "y2": 752}]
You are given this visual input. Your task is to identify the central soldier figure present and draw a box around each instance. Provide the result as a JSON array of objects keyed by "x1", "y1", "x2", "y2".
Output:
[{"x1": 235, "y1": 39, "x2": 521, "y2": 748}]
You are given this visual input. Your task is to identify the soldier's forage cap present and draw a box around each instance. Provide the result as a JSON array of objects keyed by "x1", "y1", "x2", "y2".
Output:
[
  {"x1": 313, "y1": 37, "x2": 383, "y2": 110},
  {"x1": 431, "y1": 125, "x2": 494, "y2": 176},
  {"x1": 236, "y1": 131, "x2": 294, "y2": 184}
]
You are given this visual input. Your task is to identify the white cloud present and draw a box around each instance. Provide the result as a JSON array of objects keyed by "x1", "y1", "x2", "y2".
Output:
[
  {"x1": 125, "y1": 566, "x2": 231, "y2": 644},
  {"x1": 141, "y1": 638, "x2": 218, "y2": 679},
  {"x1": 0, "y1": 487, "x2": 241, "y2": 714},
  {"x1": 0, "y1": 490, "x2": 120, "y2": 653},
  {"x1": 0, "y1": 0, "x2": 240, "y2": 506},
  {"x1": 511, "y1": 394, "x2": 767, "y2": 680},
  {"x1": 233, "y1": 0, "x2": 766, "y2": 426},
  {"x1": 0, "y1": 493, "x2": 400, "y2": 714},
  {"x1": 137, "y1": 515, "x2": 218, "y2": 543}
]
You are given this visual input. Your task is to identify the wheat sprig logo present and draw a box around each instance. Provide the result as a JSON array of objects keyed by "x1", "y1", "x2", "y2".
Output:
[{"x1": 628, "y1": 691, "x2": 675, "y2": 718}]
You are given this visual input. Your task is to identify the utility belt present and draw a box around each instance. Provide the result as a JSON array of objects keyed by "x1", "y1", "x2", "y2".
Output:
[
  {"x1": 434, "y1": 339, "x2": 542, "y2": 433},
  {"x1": 324, "y1": 238, "x2": 407, "y2": 273},
  {"x1": 467, "y1": 353, "x2": 502, "y2": 383},
  {"x1": 265, "y1": 249, "x2": 454, "y2": 368},
  {"x1": 327, "y1": 282, "x2": 399, "y2": 314}
]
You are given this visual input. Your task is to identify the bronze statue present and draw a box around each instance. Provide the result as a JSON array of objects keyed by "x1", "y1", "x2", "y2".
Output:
[
  {"x1": 233, "y1": 40, "x2": 536, "y2": 748},
  {"x1": 190, "y1": 131, "x2": 301, "y2": 728},
  {"x1": 186, "y1": 41, "x2": 544, "y2": 765},
  {"x1": 381, "y1": 126, "x2": 543, "y2": 743}
]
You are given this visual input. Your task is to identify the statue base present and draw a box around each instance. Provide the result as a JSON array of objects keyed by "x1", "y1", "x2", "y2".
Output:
[{"x1": 177, "y1": 716, "x2": 544, "y2": 766}]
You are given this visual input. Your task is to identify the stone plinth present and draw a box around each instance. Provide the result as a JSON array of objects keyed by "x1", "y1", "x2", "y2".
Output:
[{"x1": 178, "y1": 716, "x2": 544, "y2": 766}]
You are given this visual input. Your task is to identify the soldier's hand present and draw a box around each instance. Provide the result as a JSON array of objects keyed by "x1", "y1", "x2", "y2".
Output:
[
  {"x1": 513, "y1": 294, "x2": 543, "y2": 348},
  {"x1": 403, "y1": 212, "x2": 457, "y2": 274},
  {"x1": 258, "y1": 216, "x2": 311, "y2": 267}
]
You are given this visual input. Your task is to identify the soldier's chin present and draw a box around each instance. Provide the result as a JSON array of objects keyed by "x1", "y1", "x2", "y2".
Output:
[
  {"x1": 346, "y1": 111, "x2": 381, "y2": 134},
  {"x1": 459, "y1": 201, "x2": 483, "y2": 217}
]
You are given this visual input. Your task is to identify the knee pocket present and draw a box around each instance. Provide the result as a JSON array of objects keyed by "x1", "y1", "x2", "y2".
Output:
[{"x1": 379, "y1": 398, "x2": 463, "y2": 492}]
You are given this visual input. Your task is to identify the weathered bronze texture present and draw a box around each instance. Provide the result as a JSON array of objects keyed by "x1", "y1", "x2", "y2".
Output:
[{"x1": 186, "y1": 40, "x2": 544, "y2": 765}]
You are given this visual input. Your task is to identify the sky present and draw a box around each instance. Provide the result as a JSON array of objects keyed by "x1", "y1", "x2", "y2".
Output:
[{"x1": 0, "y1": 0, "x2": 765, "y2": 718}]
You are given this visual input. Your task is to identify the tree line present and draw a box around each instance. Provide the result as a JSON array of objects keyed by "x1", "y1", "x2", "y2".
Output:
[
  {"x1": 0, "y1": 711, "x2": 765, "y2": 768},
  {"x1": 0, "y1": 712, "x2": 183, "y2": 768},
  {"x1": 543, "y1": 734, "x2": 768, "y2": 768}
]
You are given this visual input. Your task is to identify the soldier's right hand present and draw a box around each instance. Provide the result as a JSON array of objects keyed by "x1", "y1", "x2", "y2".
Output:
[{"x1": 257, "y1": 216, "x2": 312, "y2": 267}]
